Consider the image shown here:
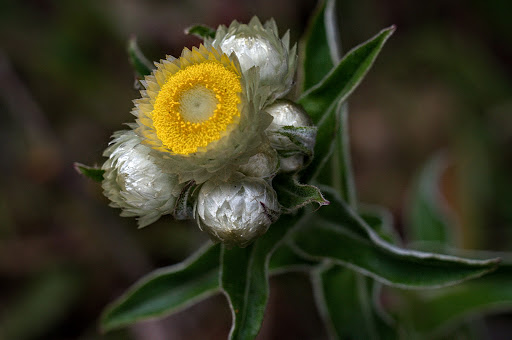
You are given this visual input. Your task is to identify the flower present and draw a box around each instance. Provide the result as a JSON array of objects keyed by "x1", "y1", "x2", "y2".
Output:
[
  {"x1": 195, "y1": 174, "x2": 280, "y2": 247},
  {"x1": 206, "y1": 17, "x2": 297, "y2": 101},
  {"x1": 94, "y1": 17, "x2": 308, "y2": 243},
  {"x1": 102, "y1": 130, "x2": 184, "y2": 227},
  {"x1": 134, "y1": 44, "x2": 273, "y2": 184}
]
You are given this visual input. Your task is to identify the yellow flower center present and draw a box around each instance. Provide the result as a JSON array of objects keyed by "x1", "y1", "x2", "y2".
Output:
[{"x1": 152, "y1": 60, "x2": 242, "y2": 155}]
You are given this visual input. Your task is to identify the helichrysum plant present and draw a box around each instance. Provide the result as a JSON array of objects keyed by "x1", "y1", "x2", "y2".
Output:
[{"x1": 76, "y1": 1, "x2": 512, "y2": 339}]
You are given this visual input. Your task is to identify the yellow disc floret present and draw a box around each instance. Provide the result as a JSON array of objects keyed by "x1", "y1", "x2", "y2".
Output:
[{"x1": 151, "y1": 60, "x2": 242, "y2": 155}]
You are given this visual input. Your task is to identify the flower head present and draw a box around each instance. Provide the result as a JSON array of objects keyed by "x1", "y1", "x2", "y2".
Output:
[
  {"x1": 207, "y1": 17, "x2": 297, "y2": 101},
  {"x1": 195, "y1": 174, "x2": 280, "y2": 247},
  {"x1": 102, "y1": 130, "x2": 184, "y2": 227},
  {"x1": 134, "y1": 44, "x2": 272, "y2": 184}
]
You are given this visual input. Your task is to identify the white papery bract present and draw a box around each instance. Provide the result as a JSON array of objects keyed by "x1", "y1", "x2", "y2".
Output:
[
  {"x1": 207, "y1": 17, "x2": 297, "y2": 101},
  {"x1": 195, "y1": 174, "x2": 280, "y2": 247},
  {"x1": 102, "y1": 130, "x2": 184, "y2": 228}
]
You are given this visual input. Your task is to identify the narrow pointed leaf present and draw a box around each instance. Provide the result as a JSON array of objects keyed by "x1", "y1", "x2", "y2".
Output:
[
  {"x1": 101, "y1": 243, "x2": 221, "y2": 332},
  {"x1": 301, "y1": 101, "x2": 340, "y2": 183},
  {"x1": 273, "y1": 175, "x2": 329, "y2": 213},
  {"x1": 301, "y1": 27, "x2": 393, "y2": 184},
  {"x1": 294, "y1": 221, "x2": 499, "y2": 289},
  {"x1": 406, "y1": 153, "x2": 456, "y2": 245},
  {"x1": 275, "y1": 126, "x2": 317, "y2": 157},
  {"x1": 269, "y1": 242, "x2": 317, "y2": 273},
  {"x1": 100, "y1": 230, "x2": 316, "y2": 333},
  {"x1": 301, "y1": 0, "x2": 341, "y2": 91},
  {"x1": 74, "y1": 162, "x2": 105, "y2": 182},
  {"x1": 313, "y1": 264, "x2": 381, "y2": 340},
  {"x1": 313, "y1": 207, "x2": 400, "y2": 340},
  {"x1": 127, "y1": 37, "x2": 153, "y2": 78},
  {"x1": 292, "y1": 188, "x2": 500, "y2": 288},
  {"x1": 185, "y1": 24, "x2": 216, "y2": 40},
  {"x1": 401, "y1": 261, "x2": 512, "y2": 336},
  {"x1": 299, "y1": 26, "x2": 395, "y2": 124},
  {"x1": 221, "y1": 214, "x2": 303, "y2": 340},
  {"x1": 360, "y1": 204, "x2": 400, "y2": 245}
]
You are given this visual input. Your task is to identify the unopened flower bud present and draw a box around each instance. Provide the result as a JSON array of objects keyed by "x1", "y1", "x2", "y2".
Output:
[
  {"x1": 209, "y1": 17, "x2": 297, "y2": 99},
  {"x1": 265, "y1": 100, "x2": 315, "y2": 172},
  {"x1": 102, "y1": 130, "x2": 183, "y2": 227},
  {"x1": 238, "y1": 145, "x2": 279, "y2": 178},
  {"x1": 279, "y1": 154, "x2": 305, "y2": 173},
  {"x1": 195, "y1": 175, "x2": 280, "y2": 247}
]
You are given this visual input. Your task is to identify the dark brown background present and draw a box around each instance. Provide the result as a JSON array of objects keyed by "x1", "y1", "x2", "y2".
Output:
[{"x1": 1, "y1": 0, "x2": 512, "y2": 339}]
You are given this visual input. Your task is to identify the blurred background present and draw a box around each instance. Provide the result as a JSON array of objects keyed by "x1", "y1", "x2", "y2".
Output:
[{"x1": 1, "y1": 0, "x2": 511, "y2": 339}]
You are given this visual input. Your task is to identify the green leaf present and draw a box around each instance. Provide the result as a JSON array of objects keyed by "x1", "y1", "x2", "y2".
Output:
[
  {"x1": 327, "y1": 103, "x2": 358, "y2": 201},
  {"x1": 221, "y1": 214, "x2": 303, "y2": 340},
  {"x1": 360, "y1": 204, "x2": 400, "y2": 245},
  {"x1": 273, "y1": 174, "x2": 329, "y2": 213},
  {"x1": 74, "y1": 162, "x2": 105, "y2": 182},
  {"x1": 399, "y1": 259, "x2": 512, "y2": 337},
  {"x1": 406, "y1": 153, "x2": 456, "y2": 245},
  {"x1": 301, "y1": 0, "x2": 341, "y2": 91},
  {"x1": 185, "y1": 24, "x2": 216, "y2": 40},
  {"x1": 301, "y1": 101, "x2": 342, "y2": 184},
  {"x1": 101, "y1": 243, "x2": 221, "y2": 332},
  {"x1": 312, "y1": 205, "x2": 400, "y2": 340},
  {"x1": 301, "y1": 27, "x2": 393, "y2": 185},
  {"x1": 269, "y1": 242, "x2": 317, "y2": 274},
  {"x1": 100, "y1": 223, "x2": 316, "y2": 334},
  {"x1": 313, "y1": 264, "x2": 380, "y2": 340},
  {"x1": 292, "y1": 188, "x2": 500, "y2": 289},
  {"x1": 275, "y1": 125, "x2": 317, "y2": 158},
  {"x1": 127, "y1": 36, "x2": 153, "y2": 78},
  {"x1": 299, "y1": 25, "x2": 394, "y2": 124}
]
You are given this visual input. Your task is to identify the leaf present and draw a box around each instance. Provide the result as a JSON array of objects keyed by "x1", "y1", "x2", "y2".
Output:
[
  {"x1": 221, "y1": 214, "x2": 303, "y2": 340},
  {"x1": 324, "y1": 103, "x2": 358, "y2": 201},
  {"x1": 399, "y1": 259, "x2": 512, "y2": 337},
  {"x1": 301, "y1": 100, "x2": 342, "y2": 184},
  {"x1": 275, "y1": 126, "x2": 317, "y2": 157},
  {"x1": 301, "y1": 0, "x2": 341, "y2": 91},
  {"x1": 312, "y1": 205, "x2": 400, "y2": 340},
  {"x1": 269, "y1": 242, "x2": 317, "y2": 274},
  {"x1": 360, "y1": 204, "x2": 400, "y2": 245},
  {"x1": 292, "y1": 188, "x2": 500, "y2": 289},
  {"x1": 299, "y1": 25, "x2": 395, "y2": 124},
  {"x1": 301, "y1": 27, "x2": 394, "y2": 185},
  {"x1": 185, "y1": 24, "x2": 216, "y2": 40},
  {"x1": 74, "y1": 162, "x2": 105, "y2": 182},
  {"x1": 406, "y1": 153, "x2": 456, "y2": 245},
  {"x1": 313, "y1": 264, "x2": 380, "y2": 340},
  {"x1": 101, "y1": 243, "x2": 221, "y2": 332},
  {"x1": 127, "y1": 36, "x2": 153, "y2": 78},
  {"x1": 273, "y1": 174, "x2": 329, "y2": 213}
]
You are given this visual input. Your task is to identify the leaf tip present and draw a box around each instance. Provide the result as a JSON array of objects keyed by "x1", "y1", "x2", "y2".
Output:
[{"x1": 74, "y1": 162, "x2": 105, "y2": 182}]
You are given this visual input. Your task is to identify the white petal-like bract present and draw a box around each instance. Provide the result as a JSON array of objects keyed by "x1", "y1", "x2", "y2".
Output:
[{"x1": 102, "y1": 130, "x2": 184, "y2": 227}]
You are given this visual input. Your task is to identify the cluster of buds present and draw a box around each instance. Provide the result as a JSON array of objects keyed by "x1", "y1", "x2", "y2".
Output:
[{"x1": 101, "y1": 17, "x2": 316, "y2": 247}]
